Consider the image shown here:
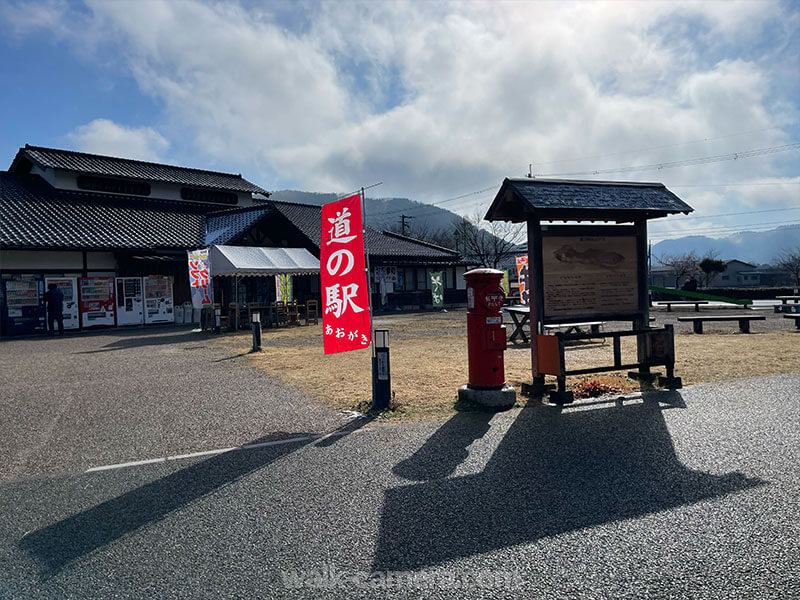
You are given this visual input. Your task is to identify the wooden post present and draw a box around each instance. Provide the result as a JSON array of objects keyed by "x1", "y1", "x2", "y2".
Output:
[
  {"x1": 528, "y1": 216, "x2": 545, "y2": 388},
  {"x1": 634, "y1": 218, "x2": 650, "y2": 376}
]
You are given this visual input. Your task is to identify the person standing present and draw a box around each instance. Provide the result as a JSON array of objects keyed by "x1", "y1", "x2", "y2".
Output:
[{"x1": 44, "y1": 282, "x2": 64, "y2": 336}]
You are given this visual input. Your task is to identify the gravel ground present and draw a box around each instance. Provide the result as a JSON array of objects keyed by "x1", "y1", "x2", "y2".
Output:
[{"x1": 0, "y1": 328, "x2": 798, "y2": 599}]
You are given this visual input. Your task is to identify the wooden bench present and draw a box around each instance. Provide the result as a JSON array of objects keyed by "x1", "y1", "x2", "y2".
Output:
[
  {"x1": 784, "y1": 314, "x2": 800, "y2": 330},
  {"x1": 776, "y1": 295, "x2": 800, "y2": 305},
  {"x1": 677, "y1": 314, "x2": 765, "y2": 334},
  {"x1": 544, "y1": 321, "x2": 604, "y2": 335},
  {"x1": 656, "y1": 300, "x2": 709, "y2": 312}
]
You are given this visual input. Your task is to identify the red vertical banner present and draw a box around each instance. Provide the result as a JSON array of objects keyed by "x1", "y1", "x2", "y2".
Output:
[{"x1": 320, "y1": 194, "x2": 372, "y2": 354}]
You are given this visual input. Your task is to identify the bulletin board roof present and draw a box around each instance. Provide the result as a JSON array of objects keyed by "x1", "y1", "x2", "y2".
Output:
[{"x1": 484, "y1": 178, "x2": 693, "y2": 223}]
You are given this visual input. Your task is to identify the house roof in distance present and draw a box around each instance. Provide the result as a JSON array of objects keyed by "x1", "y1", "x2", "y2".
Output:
[
  {"x1": 9, "y1": 145, "x2": 269, "y2": 195},
  {"x1": 485, "y1": 178, "x2": 693, "y2": 223}
]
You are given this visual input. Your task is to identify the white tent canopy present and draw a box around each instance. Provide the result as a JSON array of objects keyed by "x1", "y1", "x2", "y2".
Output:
[{"x1": 209, "y1": 245, "x2": 319, "y2": 277}]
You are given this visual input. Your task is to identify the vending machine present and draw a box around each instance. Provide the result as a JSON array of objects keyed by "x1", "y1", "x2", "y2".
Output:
[
  {"x1": 44, "y1": 277, "x2": 80, "y2": 330},
  {"x1": 115, "y1": 277, "x2": 144, "y2": 326},
  {"x1": 79, "y1": 277, "x2": 116, "y2": 328},
  {"x1": 143, "y1": 275, "x2": 174, "y2": 324},
  {"x1": 1, "y1": 275, "x2": 45, "y2": 335}
]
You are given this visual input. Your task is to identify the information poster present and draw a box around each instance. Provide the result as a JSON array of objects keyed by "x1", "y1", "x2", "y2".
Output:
[
  {"x1": 45, "y1": 277, "x2": 79, "y2": 330},
  {"x1": 143, "y1": 275, "x2": 174, "y2": 324},
  {"x1": 79, "y1": 277, "x2": 116, "y2": 327},
  {"x1": 515, "y1": 255, "x2": 529, "y2": 305},
  {"x1": 542, "y1": 235, "x2": 638, "y2": 317}
]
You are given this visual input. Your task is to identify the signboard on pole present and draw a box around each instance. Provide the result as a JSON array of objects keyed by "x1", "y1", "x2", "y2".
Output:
[
  {"x1": 321, "y1": 194, "x2": 371, "y2": 354},
  {"x1": 187, "y1": 249, "x2": 213, "y2": 309},
  {"x1": 515, "y1": 255, "x2": 529, "y2": 305},
  {"x1": 430, "y1": 271, "x2": 444, "y2": 308}
]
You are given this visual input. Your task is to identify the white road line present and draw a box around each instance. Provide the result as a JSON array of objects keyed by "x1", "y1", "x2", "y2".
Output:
[
  {"x1": 84, "y1": 430, "x2": 356, "y2": 474},
  {"x1": 86, "y1": 457, "x2": 167, "y2": 472}
]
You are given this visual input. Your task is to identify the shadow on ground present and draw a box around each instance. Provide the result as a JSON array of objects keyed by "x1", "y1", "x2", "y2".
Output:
[
  {"x1": 373, "y1": 391, "x2": 765, "y2": 571},
  {"x1": 20, "y1": 430, "x2": 319, "y2": 576},
  {"x1": 71, "y1": 328, "x2": 211, "y2": 354}
]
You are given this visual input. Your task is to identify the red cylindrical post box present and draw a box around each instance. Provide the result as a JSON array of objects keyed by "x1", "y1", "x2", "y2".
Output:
[{"x1": 464, "y1": 268, "x2": 508, "y2": 389}]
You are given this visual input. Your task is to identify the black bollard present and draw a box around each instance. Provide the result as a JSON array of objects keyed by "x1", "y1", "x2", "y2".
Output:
[
  {"x1": 372, "y1": 329, "x2": 391, "y2": 410},
  {"x1": 251, "y1": 312, "x2": 262, "y2": 351}
]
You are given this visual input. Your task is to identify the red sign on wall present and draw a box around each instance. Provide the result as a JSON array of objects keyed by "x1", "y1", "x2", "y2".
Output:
[{"x1": 320, "y1": 194, "x2": 372, "y2": 354}]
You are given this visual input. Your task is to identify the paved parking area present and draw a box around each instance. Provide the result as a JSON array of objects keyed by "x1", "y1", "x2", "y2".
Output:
[
  {"x1": 0, "y1": 328, "x2": 798, "y2": 598},
  {"x1": 0, "y1": 327, "x2": 346, "y2": 480}
]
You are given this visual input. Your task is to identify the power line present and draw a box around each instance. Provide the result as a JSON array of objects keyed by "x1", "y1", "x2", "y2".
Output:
[
  {"x1": 374, "y1": 188, "x2": 496, "y2": 222},
  {"x1": 649, "y1": 219, "x2": 800, "y2": 241},
  {"x1": 537, "y1": 143, "x2": 800, "y2": 178},
  {"x1": 372, "y1": 179, "x2": 800, "y2": 226},
  {"x1": 656, "y1": 205, "x2": 800, "y2": 222},
  {"x1": 670, "y1": 181, "x2": 800, "y2": 188},
  {"x1": 531, "y1": 126, "x2": 784, "y2": 168}
]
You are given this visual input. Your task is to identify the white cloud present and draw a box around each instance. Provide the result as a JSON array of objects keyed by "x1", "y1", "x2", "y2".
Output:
[
  {"x1": 8, "y1": 0, "x2": 799, "y2": 229},
  {"x1": 66, "y1": 119, "x2": 170, "y2": 162}
]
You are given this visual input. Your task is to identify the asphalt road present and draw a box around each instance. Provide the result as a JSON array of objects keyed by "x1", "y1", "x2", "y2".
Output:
[{"x1": 1, "y1": 327, "x2": 799, "y2": 599}]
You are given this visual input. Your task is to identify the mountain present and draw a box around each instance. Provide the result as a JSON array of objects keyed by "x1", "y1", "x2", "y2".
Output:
[
  {"x1": 651, "y1": 225, "x2": 800, "y2": 265},
  {"x1": 269, "y1": 190, "x2": 462, "y2": 233},
  {"x1": 270, "y1": 190, "x2": 798, "y2": 264}
]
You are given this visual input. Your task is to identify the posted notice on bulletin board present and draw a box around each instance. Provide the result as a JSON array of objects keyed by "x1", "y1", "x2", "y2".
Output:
[{"x1": 542, "y1": 235, "x2": 638, "y2": 317}]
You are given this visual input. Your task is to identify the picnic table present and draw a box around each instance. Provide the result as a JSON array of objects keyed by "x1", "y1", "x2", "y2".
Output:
[
  {"x1": 655, "y1": 300, "x2": 709, "y2": 312},
  {"x1": 776, "y1": 296, "x2": 800, "y2": 305},
  {"x1": 504, "y1": 306, "x2": 613, "y2": 343},
  {"x1": 544, "y1": 322, "x2": 604, "y2": 335},
  {"x1": 504, "y1": 306, "x2": 532, "y2": 343}
]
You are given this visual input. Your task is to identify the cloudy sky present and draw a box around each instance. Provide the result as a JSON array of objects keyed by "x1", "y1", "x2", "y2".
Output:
[{"x1": 1, "y1": 0, "x2": 798, "y2": 241}]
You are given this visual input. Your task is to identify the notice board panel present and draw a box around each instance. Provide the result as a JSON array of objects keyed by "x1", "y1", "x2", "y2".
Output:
[{"x1": 542, "y1": 232, "x2": 638, "y2": 319}]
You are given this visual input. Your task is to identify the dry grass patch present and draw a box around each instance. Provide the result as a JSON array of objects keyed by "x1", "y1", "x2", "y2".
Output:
[{"x1": 216, "y1": 311, "x2": 800, "y2": 421}]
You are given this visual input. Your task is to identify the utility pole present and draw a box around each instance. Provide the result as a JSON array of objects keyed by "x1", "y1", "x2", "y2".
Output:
[{"x1": 399, "y1": 214, "x2": 414, "y2": 236}]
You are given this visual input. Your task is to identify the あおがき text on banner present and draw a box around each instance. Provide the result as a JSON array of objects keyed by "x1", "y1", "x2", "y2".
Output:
[{"x1": 320, "y1": 194, "x2": 372, "y2": 354}]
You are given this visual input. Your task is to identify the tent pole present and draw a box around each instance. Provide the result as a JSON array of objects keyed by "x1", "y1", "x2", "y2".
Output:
[
  {"x1": 361, "y1": 187, "x2": 374, "y2": 350},
  {"x1": 234, "y1": 274, "x2": 239, "y2": 331}
]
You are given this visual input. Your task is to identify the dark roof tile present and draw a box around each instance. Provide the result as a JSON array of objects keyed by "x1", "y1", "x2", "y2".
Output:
[
  {"x1": 1, "y1": 173, "x2": 206, "y2": 250},
  {"x1": 14, "y1": 145, "x2": 268, "y2": 194},
  {"x1": 486, "y1": 178, "x2": 693, "y2": 221},
  {"x1": 205, "y1": 207, "x2": 271, "y2": 245}
]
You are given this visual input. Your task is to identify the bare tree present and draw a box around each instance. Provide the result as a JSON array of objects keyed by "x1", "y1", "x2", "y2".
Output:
[
  {"x1": 452, "y1": 211, "x2": 526, "y2": 268},
  {"x1": 656, "y1": 252, "x2": 700, "y2": 288},
  {"x1": 774, "y1": 247, "x2": 800, "y2": 286}
]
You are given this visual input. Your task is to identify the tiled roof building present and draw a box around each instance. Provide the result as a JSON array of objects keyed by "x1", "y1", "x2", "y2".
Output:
[{"x1": 1, "y1": 145, "x2": 465, "y2": 334}]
